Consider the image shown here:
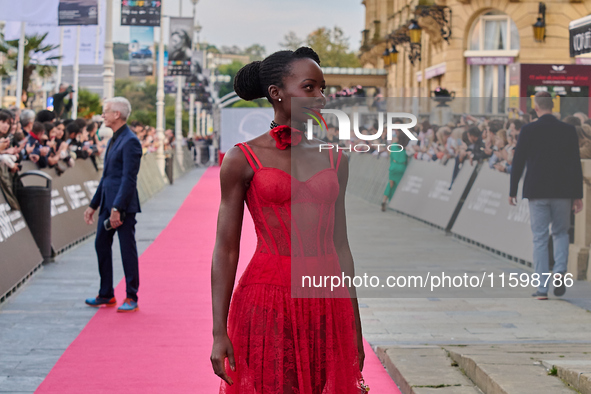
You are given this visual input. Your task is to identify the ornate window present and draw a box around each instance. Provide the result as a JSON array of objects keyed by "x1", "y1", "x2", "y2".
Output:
[{"x1": 466, "y1": 11, "x2": 520, "y2": 114}]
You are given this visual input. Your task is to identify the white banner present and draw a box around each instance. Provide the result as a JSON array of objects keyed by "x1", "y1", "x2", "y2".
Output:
[
  {"x1": 3, "y1": 0, "x2": 105, "y2": 66},
  {"x1": 0, "y1": 0, "x2": 60, "y2": 24}
]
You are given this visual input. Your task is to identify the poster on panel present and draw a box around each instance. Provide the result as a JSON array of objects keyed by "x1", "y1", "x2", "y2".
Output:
[
  {"x1": 168, "y1": 18, "x2": 193, "y2": 76},
  {"x1": 59, "y1": 0, "x2": 99, "y2": 26},
  {"x1": 129, "y1": 27, "x2": 154, "y2": 76},
  {"x1": 121, "y1": 0, "x2": 161, "y2": 26}
]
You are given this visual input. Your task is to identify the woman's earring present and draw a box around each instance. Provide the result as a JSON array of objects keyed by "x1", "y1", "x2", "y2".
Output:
[{"x1": 278, "y1": 98, "x2": 282, "y2": 102}]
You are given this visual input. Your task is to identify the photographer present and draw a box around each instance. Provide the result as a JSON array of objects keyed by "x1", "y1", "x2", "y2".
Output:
[{"x1": 52, "y1": 84, "x2": 74, "y2": 120}]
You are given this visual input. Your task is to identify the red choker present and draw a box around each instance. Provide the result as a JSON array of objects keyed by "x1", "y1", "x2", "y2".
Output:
[{"x1": 269, "y1": 125, "x2": 303, "y2": 150}]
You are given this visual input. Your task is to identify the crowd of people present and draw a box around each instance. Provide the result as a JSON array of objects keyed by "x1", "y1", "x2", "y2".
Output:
[
  {"x1": 0, "y1": 105, "x2": 215, "y2": 209},
  {"x1": 405, "y1": 111, "x2": 591, "y2": 176},
  {"x1": 0, "y1": 108, "x2": 106, "y2": 176},
  {"x1": 321, "y1": 110, "x2": 591, "y2": 176}
]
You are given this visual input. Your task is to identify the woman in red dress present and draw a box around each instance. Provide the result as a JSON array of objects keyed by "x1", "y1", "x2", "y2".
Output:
[{"x1": 210, "y1": 47, "x2": 366, "y2": 394}]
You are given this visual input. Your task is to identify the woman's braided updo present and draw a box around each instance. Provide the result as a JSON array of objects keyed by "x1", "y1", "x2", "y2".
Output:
[{"x1": 233, "y1": 47, "x2": 320, "y2": 102}]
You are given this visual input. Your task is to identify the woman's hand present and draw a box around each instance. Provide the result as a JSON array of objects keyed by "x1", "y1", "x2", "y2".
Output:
[{"x1": 210, "y1": 333, "x2": 236, "y2": 385}]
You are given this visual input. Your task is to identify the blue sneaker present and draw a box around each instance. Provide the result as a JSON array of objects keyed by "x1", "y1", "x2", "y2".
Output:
[
  {"x1": 117, "y1": 298, "x2": 139, "y2": 313},
  {"x1": 85, "y1": 296, "x2": 117, "y2": 307}
]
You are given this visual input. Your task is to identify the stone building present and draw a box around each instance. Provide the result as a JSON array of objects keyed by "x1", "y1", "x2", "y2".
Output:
[{"x1": 359, "y1": 0, "x2": 591, "y2": 114}]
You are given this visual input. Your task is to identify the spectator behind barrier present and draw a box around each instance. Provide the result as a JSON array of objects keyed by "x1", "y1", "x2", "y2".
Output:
[
  {"x1": 36, "y1": 109, "x2": 56, "y2": 124},
  {"x1": 574, "y1": 112, "x2": 588, "y2": 125},
  {"x1": 575, "y1": 126, "x2": 591, "y2": 159},
  {"x1": 0, "y1": 109, "x2": 22, "y2": 174},
  {"x1": 67, "y1": 122, "x2": 94, "y2": 160},
  {"x1": 20, "y1": 109, "x2": 35, "y2": 137},
  {"x1": 25, "y1": 122, "x2": 50, "y2": 168},
  {"x1": 563, "y1": 115, "x2": 581, "y2": 127}
]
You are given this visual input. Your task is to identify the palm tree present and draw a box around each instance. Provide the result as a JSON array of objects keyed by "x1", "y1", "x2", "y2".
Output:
[{"x1": 0, "y1": 32, "x2": 61, "y2": 104}]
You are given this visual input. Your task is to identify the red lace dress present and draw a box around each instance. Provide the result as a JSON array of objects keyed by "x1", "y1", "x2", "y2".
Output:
[{"x1": 219, "y1": 142, "x2": 362, "y2": 394}]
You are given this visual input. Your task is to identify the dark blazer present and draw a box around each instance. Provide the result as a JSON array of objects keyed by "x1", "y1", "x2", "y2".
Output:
[
  {"x1": 90, "y1": 125, "x2": 142, "y2": 215},
  {"x1": 510, "y1": 114, "x2": 583, "y2": 199}
]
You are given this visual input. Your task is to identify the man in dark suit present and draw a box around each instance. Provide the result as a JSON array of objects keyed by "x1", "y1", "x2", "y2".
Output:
[
  {"x1": 84, "y1": 97, "x2": 143, "y2": 312},
  {"x1": 509, "y1": 91, "x2": 583, "y2": 300}
]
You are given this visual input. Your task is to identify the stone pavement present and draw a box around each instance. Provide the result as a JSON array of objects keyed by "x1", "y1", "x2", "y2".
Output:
[
  {"x1": 345, "y1": 194, "x2": 591, "y2": 394},
  {"x1": 2, "y1": 171, "x2": 591, "y2": 394},
  {"x1": 0, "y1": 167, "x2": 206, "y2": 394}
]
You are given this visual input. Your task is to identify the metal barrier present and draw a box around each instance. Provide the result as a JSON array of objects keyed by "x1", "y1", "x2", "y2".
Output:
[
  {"x1": 347, "y1": 154, "x2": 534, "y2": 266},
  {"x1": 451, "y1": 165, "x2": 533, "y2": 264},
  {"x1": 0, "y1": 190, "x2": 43, "y2": 301}
]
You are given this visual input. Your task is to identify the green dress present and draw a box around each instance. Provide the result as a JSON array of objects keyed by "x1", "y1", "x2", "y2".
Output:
[{"x1": 384, "y1": 150, "x2": 408, "y2": 202}]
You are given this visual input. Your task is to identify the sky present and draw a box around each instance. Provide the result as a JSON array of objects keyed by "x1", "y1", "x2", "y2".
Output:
[{"x1": 113, "y1": 0, "x2": 366, "y2": 54}]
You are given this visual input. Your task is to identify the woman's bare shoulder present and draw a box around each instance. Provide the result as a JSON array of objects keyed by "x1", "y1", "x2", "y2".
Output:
[{"x1": 220, "y1": 145, "x2": 250, "y2": 181}]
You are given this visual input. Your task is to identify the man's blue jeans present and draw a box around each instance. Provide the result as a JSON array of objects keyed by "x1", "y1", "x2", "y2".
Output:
[{"x1": 528, "y1": 198, "x2": 571, "y2": 294}]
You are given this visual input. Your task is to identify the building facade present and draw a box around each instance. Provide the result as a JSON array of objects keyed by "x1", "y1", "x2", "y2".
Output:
[{"x1": 360, "y1": 0, "x2": 591, "y2": 112}]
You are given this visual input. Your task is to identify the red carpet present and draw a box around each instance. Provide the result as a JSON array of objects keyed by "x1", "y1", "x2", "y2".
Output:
[{"x1": 35, "y1": 167, "x2": 400, "y2": 393}]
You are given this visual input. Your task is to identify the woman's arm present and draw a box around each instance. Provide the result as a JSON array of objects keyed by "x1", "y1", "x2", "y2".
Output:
[
  {"x1": 210, "y1": 145, "x2": 250, "y2": 385},
  {"x1": 333, "y1": 153, "x2": 365, "y2": 371}
]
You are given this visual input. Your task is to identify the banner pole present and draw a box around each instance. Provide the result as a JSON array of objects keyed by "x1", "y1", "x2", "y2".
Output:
[
  {"x1": 174, "y1": 0, "x2": 185, "y2": 164},
  {"x1": 103, "y1": 0, "x2": 114, "y2": 100},
  {"x1": 16, "y1": 22, "x2": 26, "y2": 109},
  {"x1": 56, "y1": 27, "x2": 64, "y2": 94},
  {"x1": 195, "y1": 100, "x2": 202, "y2": 137},
  {"x1": 156, "y1": 14, "x2": 166, "y2": 176},
  {"x1": 95, "y1": 0, "x2": 101, "y2": 64},
  {"x1": 175, "y1": 75, "x2": 183, "y2": 159},
  {"x1": 72, "y1": 25, "x2": 81, "y2": 119}
]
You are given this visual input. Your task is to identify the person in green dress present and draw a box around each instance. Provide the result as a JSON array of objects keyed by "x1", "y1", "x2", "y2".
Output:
[{"x1": 381, "y1": 131, "x2": 410, "y2": 211}]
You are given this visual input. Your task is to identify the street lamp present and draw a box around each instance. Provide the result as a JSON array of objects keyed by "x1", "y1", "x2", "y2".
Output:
[
  {"x1": 408, "y1": 20, "x2": 422, "y2": 44},
  {"x1": 389, "y1": 45, "x2": 398, "y2": 65},
  {"x1": 532, "y1": 2, "x2": 546, "y2": 43},
  {"x1": 382, "y1": 47, "x2": 391, "y2": 67},
  {"x1": 194, "y1": 22, "x2": 202, "y2": 50}
]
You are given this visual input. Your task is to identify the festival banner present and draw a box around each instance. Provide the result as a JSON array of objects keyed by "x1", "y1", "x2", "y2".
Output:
[
  {"x1": 167, "y1": 17, "x2": 193, "y2": 76},
  {"x1": 3, "y1": 0, "x2": 105, "y2": 66},
  {"x1": 59, "y1": 0, "x2": 99, "y2": 26},
  {"x1": 121, "y1": 0, "x2": 161, "y2": 26},
  {"x1": 0, "y1": 0, "x2": 59, "y2": 24},
  {"x1": 129, "y1": 27, "x2": 155, "y2": 76}
]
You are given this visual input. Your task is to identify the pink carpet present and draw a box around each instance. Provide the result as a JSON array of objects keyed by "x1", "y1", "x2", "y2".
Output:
[{"x1": 36, "y1": 167, "x2": 400, "y2": 393}]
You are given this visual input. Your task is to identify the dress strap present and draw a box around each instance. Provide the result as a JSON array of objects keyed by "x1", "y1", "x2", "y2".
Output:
[
  {"x1": 328, "y1": 148, "x2": 335, "y2": 169},
  {"x1": 235, "y1": 142, "x2": 263, "y2": 172},
  {"x1": 335, "y1": 150, "x2": 343, "y2": 171}
]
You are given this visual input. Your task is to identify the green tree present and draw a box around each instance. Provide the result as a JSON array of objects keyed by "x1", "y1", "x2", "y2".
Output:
[
  {"x1": 279, "y1": 27, "x2": 360, "y2": 67},
  {"x1": 280, "y1": 31, "x2": 304, "y2": 51},
  {"x1": 113, "y1": 42, "x2": 129, "y2": 60},
  {"x1": 0, "y1": 33, "x2": 60, "y2": 98},
  {"x1": 306, "y1": 27, "x2": 360, "y2": 67},
  {"x1": 244, "y1": 44, "x2": 266, "y2": 61},
  {"x1": 115, "y1": 79, "x2": 157, "y2": 114},
  {"x1": 205, "y1": 44, "x2": 220, "y2": 54},
  {"x1": 114, "y1": 78, "x2": 184, "y2": 132},
  {"x1": 77, "y1": 89, "x2": 102, "y2": 118},
  {"x1": 217, "y1": 60, "x2": 245, "y2": 99},
  {"x1": 231, "y1": 100, "x2": 258, "y2": 108}
]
